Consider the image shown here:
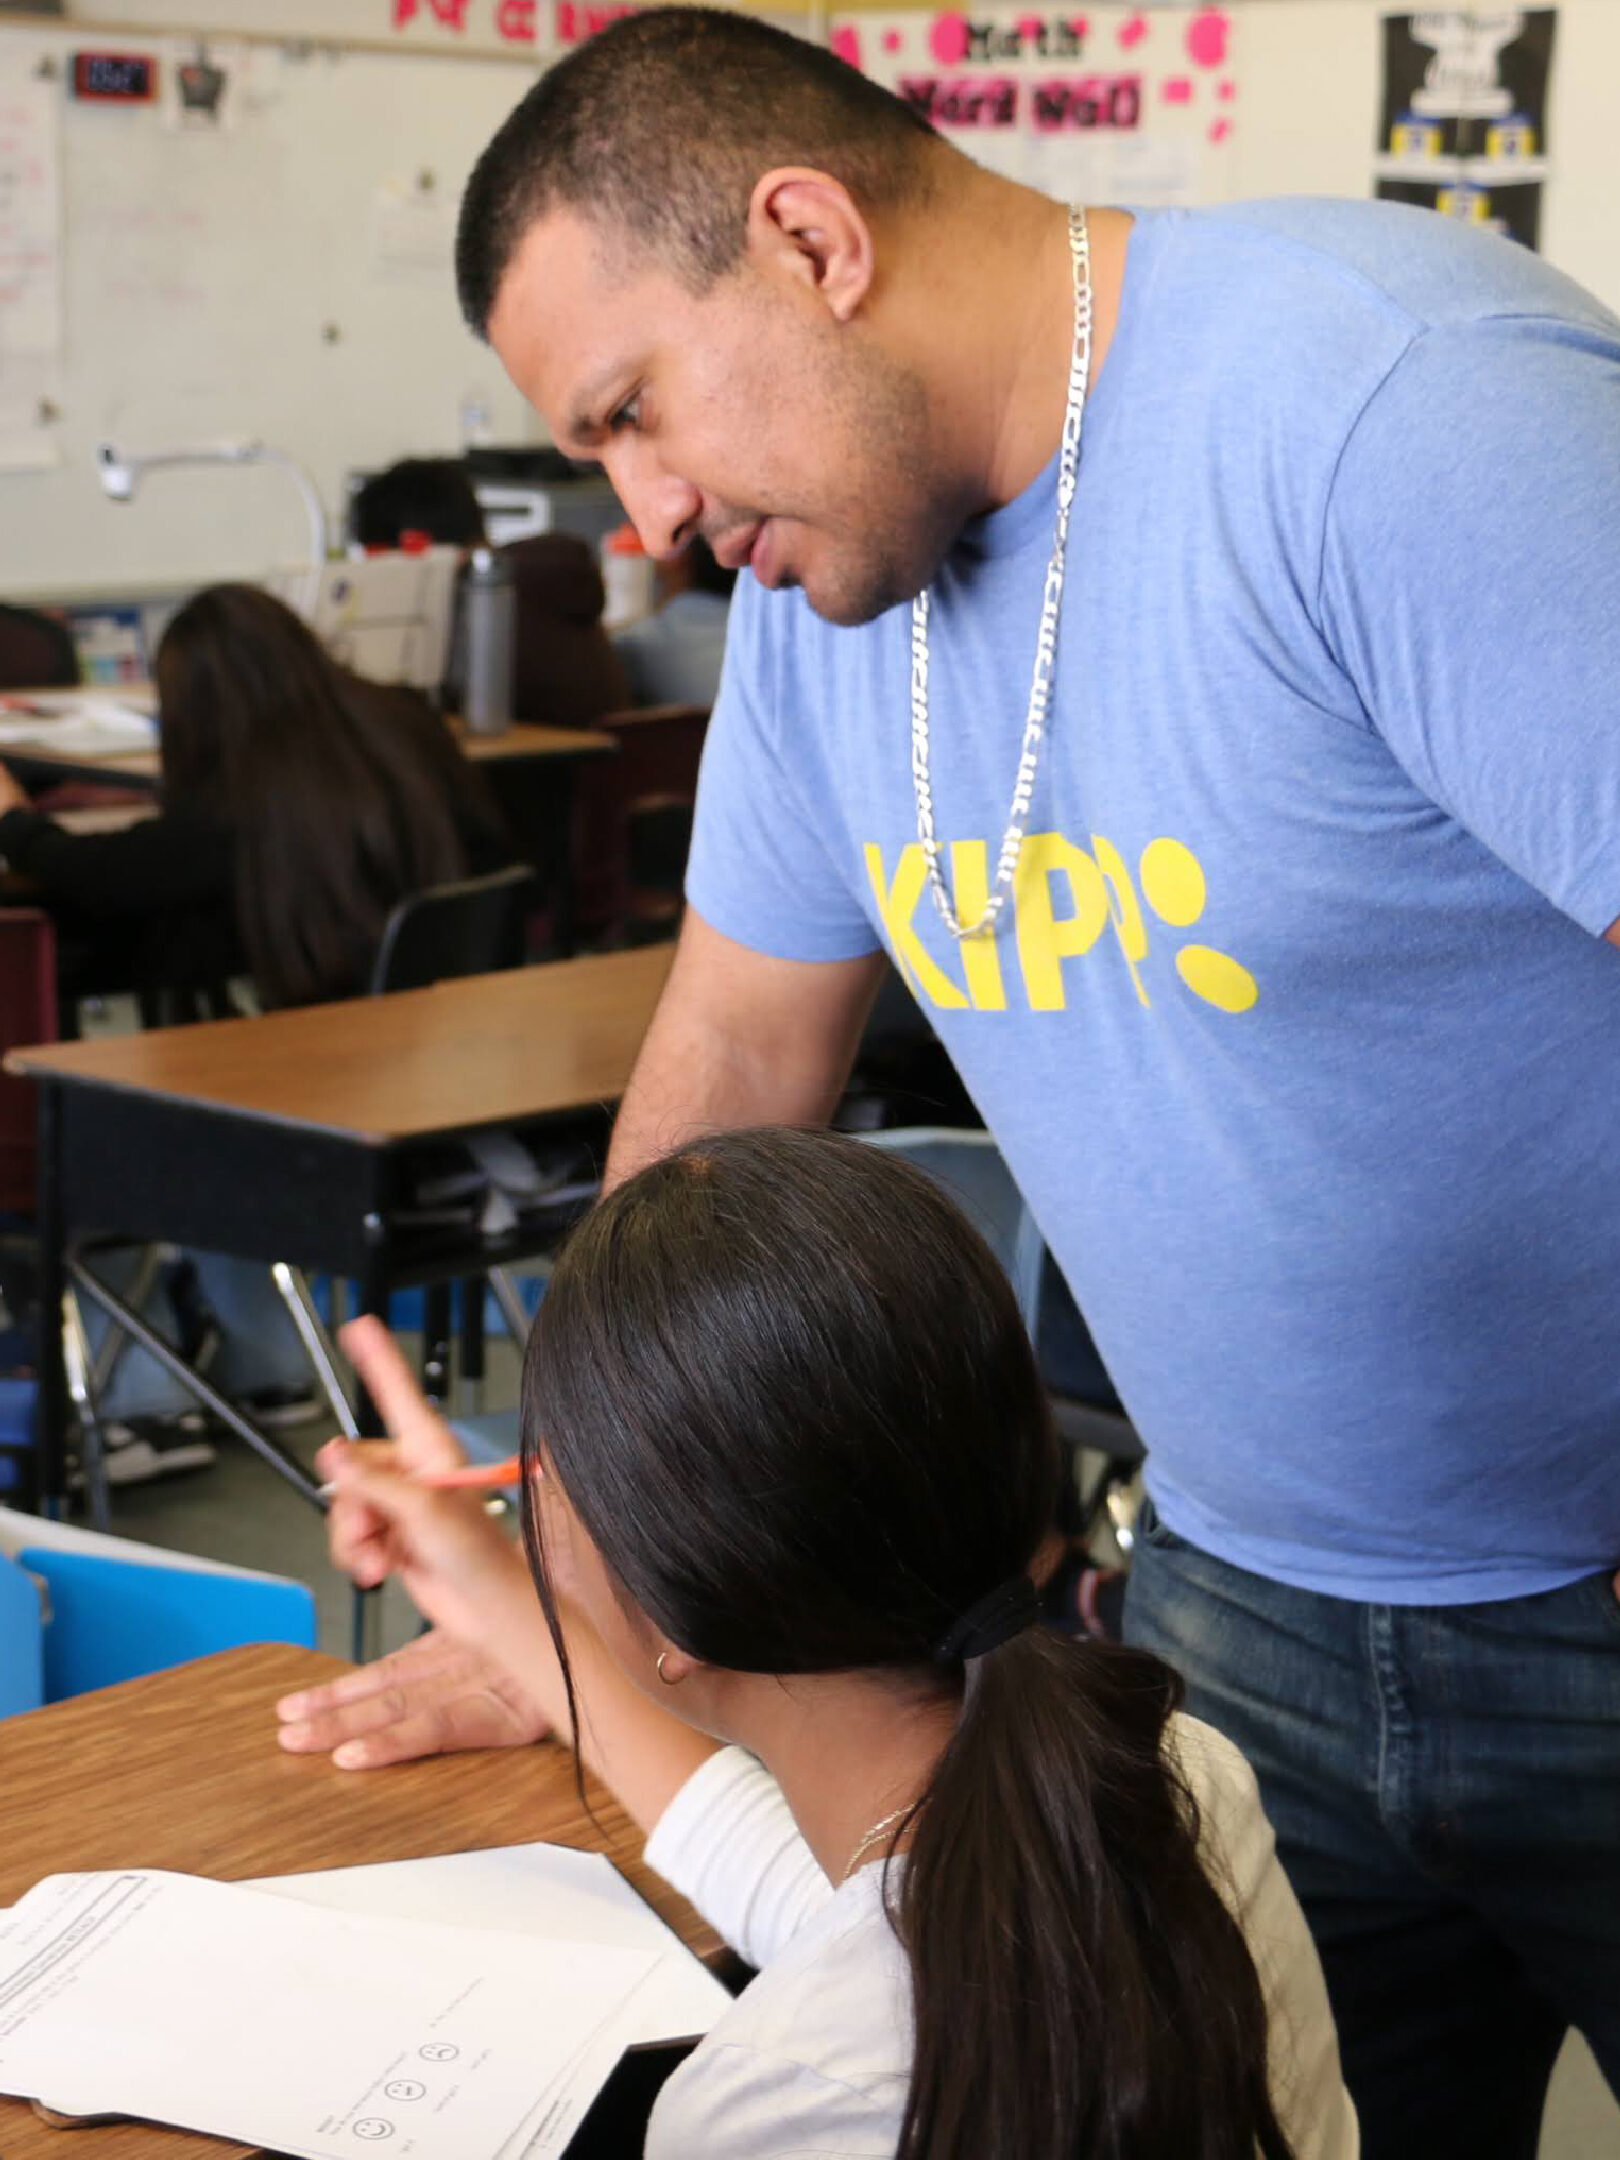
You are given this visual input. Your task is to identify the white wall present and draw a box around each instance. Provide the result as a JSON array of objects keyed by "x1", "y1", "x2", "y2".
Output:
[
  {"x1": 3, "y1": 0, "x2": 1616, "y2": 595},
  {"x1": 0, "y1": 22, "x2": 545, "y2": 594}
]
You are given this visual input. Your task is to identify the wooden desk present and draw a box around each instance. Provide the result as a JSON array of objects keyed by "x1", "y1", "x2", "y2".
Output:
[
  {"x1": 0, "y1": 1641, "x2": 719, "y2": 2160},
  {"x1": 7, "y1": 945, "x2": 675, "y2": 1510},
  {"x1": 1, "y1": 702, "x2": 614, "y2": 956},
  {"x1": 0, "y1": 692, "x2": 613, "y2": 788}
]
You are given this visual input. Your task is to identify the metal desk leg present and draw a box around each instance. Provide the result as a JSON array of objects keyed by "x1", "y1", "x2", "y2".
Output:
[
  {"x1": 350, "y1": 1208, "x2": 390, "y2": 1664},
  {"x1": 35, "y1": 1081, "x2": 68, "y2": 1518},
  {"x1": 422, "y1": 1281, "x2": 453, "y2": 1406},
  {"x1": 271, "y1": 1263, "x2": 358, "y2": 1439},
  {"x1": 458, "y1": 1274, "x2": 486, "y2": 1418},
  {"x1": 61, "y1": 1289, "x2": 110, "y2": 1532},
  {"x1": 66, "y1": 1260, "x2": 327, "y2": 1506}
]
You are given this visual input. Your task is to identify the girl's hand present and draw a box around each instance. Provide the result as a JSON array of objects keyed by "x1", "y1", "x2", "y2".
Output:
[
  {"x1": 322, "y1": 1316, "x2": 533, "y2": 1649},
  {"x1": 0, "y1": 762, "x2": 32, "y2": 816}
]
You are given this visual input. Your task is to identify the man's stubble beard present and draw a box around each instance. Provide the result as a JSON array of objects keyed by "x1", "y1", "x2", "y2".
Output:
[{"x1": 799, "y1": 342, "x2": 969, "y2": 630}]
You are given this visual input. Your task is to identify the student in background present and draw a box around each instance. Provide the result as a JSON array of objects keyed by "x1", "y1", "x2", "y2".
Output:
[
  {"x1": 349, "y1": 456, "x2": 488, "y2": 551},
  {"x1": 352, "y1": 455, "x2": 630, "y2": 728},
  {"x1": 298, "y1": 1129, "x2": 1355, "y2": 2160},
  {"x1": 0, "y1": 581, "x2": 509, "y2": 1014},
  {"x1": 611, "y1": 534, "x2": 736, "y2": 708}
]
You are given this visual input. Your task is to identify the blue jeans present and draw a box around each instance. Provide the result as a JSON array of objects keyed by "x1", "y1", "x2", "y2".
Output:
[{"x1": 1124, "y1": 1504, "x2": 1620, "y2": 2160}]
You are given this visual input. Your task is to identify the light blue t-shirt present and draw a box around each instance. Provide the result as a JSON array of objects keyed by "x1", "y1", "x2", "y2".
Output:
[{"x1": 685, "y1": 198, "x2": 1620, "y2": 1603}]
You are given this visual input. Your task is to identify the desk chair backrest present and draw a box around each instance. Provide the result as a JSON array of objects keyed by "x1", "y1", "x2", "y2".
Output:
[
  {"x1": 573, "y1": 703, "x2": 709, "y2": 945},
  {"x1": 0, "y1": 909, "x2": 58, "y2": 1215},
  {"x1": 367, "y1": 863, "x2": 537, "y2": 995},
  {"x1": 0, "y1": 604, "x2": 77, "y2": 692}
]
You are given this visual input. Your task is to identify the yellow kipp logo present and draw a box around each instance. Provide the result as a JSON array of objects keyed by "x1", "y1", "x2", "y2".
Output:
[{"x1": 864, "y1": 832, "x2": 1258, "y2": 1016}]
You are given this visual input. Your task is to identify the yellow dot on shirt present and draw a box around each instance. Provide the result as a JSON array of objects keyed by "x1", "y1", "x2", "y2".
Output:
[
  {"x1": 1176, "y1": 945, "x2": 1259, "y2": 1014},
  {"x1": 1139, "y1": 837, "x2": 1207, "y2": 926}
]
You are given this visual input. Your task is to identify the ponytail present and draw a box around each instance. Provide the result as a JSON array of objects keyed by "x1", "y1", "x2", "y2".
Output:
[{"x1": 897, "y1": 1628, "x2": 1294, "y2": 2160}]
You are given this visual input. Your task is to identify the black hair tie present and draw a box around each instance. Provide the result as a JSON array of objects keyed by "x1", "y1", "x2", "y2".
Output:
[{"x1": 933, "y1": 1573, "x2": 1040, "y2": 1665}]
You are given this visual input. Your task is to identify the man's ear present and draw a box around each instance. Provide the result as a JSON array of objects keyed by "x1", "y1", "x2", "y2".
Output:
[{"x1": 745, "y1": 167, "x2": 875, "y2": 323}]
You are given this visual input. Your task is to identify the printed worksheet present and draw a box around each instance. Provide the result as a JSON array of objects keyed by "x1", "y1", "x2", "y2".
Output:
[
  {"x1": 0, "y1": 1870, "x2": 658, "y2": 2159},
  {"x1": 250, "y1": 1843, "x2": 732, "y2": 2158}
]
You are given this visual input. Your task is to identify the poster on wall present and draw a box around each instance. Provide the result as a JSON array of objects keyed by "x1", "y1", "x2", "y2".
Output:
[
  {"x1": 827, "y1": 5, "x2": 1240, "y2": 207},
  {"x1": 0, "y1": 45, "x2": 60, "y2": 470},
  {"x1": 1375, "y1": 10, "x2": 1556, "y2": 249}
]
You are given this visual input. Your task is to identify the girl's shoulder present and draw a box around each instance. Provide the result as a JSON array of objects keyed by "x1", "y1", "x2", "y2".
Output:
[{"x1": 647, "y1": 1868, "x2": 910, "y2": 2160}]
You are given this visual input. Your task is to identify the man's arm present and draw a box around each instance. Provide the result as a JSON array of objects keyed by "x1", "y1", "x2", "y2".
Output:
[{"x1": 604, "y1": 906, "x2": 889, "y2": 1189}]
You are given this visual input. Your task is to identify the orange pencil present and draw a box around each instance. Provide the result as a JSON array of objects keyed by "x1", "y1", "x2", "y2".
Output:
[
  {"x1": 317, "y1": 1453, "x2": 525, "y2": 1500},
  {"x1": 414, "y1": 1455, "x2": 524, "y2": 1489}
]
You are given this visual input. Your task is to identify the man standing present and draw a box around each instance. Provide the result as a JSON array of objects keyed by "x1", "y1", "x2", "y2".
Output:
[{"x1": 281, "y1": 14, "x2": 1620, "y2": 2154}]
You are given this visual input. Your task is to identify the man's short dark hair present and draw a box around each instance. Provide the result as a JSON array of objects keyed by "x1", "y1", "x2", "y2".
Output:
[{"x1": 455, "y1": 7, "x2": 937, "y2": 335}]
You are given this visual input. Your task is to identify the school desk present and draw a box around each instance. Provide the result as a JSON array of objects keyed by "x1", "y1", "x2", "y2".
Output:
[
  {"x1": 5, "y1": 944, "x2": 676, "y2": 1515},
  {"x1": 0, "y1": 1639, "x2": 722, "y2": 2160},
  {"x1": 0, "y1": 707, "x2": 615, "y2": 957}
]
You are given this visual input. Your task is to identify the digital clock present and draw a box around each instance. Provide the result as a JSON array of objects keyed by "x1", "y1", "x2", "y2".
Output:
[{"x1": 70, "y1": 52, "x2": 158, "y2": 103}]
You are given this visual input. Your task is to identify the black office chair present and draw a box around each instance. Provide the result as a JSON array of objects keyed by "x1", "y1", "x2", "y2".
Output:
[
  {"x1": 367, "y1": 863, "x2": 536, "y2": 995},
  {"x1": 1035, "y1": 1255, "x2": 1144, "y2": 1554}
]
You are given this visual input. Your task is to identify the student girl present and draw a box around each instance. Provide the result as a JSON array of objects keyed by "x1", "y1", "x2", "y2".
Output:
[
  {"x1": 311, "y1": 1127, "x2": 1357, "y2": 2159},
  {"x1": 0, "y1": 581, "x2": 509, "y2": 1017}
]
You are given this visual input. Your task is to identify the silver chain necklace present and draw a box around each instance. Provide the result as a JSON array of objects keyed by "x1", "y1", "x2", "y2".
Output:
[{"x1": 910, "y1": 204, "x2": 1093, "y2": 942}]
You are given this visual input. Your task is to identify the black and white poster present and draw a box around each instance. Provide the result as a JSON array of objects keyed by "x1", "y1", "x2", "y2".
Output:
[{"x1": 1375, "y1": 10, "x2": 1557, "y2": 250}]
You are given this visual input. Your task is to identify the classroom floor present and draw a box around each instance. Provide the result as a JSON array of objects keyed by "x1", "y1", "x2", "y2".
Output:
[{"x1": 96, "y1": 1327, "x2": 1618, "y2": 2160}]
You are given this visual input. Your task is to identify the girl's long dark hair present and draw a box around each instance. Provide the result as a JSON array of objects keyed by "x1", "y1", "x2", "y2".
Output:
[
  {"x1": 155, "y1": 582, "x2": 503, "y2": 1008},
  {"x1": 520, "y1": 1127, "x2": 1294, "y2": 2160}
]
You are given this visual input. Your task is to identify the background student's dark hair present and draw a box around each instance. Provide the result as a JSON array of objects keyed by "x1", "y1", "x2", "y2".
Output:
[
  {"x1": 155, "y1": 583, "x2": 507, "y2": 1009},
  {"x1": 456, "y1": 6, "x2": 940, "y2": 325},
  {"x1": 349, "y1": 457, "x2": 488, "y2": 550},
  {"x1": 517, "y1": 1127, "x2": 1295, "y2": 2160}
]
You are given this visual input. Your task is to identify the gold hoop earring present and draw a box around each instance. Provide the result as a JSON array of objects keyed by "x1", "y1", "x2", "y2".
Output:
[{"x1": 656, "y1": 1652, "x2": 681, "y2": 1686}]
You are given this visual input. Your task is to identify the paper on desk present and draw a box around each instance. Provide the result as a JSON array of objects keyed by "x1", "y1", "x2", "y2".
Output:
[
  {"x1": 249, "y1": 1843, "x2": 732, "y2": 2157},
  {"x1": 0, "y1": 1868, "x2": 658, "y2": 2160},
  {"x1": 0, "y1": 693, "x2": 156, "y2": 756}
]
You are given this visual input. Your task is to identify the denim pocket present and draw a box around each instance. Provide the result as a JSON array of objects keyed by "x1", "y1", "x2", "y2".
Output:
[
  {"x1": 1133, "y1": 1497, "x2": 1190, "y2": 1555},
  {"x1": 1580, "y1": 1566, "x2": 1620, "y2": 1643}
]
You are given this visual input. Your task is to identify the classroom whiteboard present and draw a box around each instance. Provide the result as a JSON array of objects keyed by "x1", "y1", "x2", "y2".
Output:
[
  {"x1": 0, "y1": 23, "x2": 547, "y2": 594},
  {"x1": 2, "y1": 1, "x2": 1619, "y2": 597}
]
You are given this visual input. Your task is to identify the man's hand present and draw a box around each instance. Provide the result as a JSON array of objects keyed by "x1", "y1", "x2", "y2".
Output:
[
  {"x1": 0, "y1": 762, "x2": 31, "y2": 816},
  {"x1": 276, "y1": 1627, "x2": 551, "y2": 1770}
]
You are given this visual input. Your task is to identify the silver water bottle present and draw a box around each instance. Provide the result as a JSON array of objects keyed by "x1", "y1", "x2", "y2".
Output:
[{"x1": 462, "y1": 547, "x2": 514, "y2": 735}]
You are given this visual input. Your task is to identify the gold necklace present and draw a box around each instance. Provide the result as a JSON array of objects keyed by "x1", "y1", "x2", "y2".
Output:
[{"x1": 840, "y1": 1803, "x2": 913, "y2": 1885}]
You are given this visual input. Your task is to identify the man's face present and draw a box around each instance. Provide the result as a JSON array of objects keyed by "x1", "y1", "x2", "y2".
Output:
[{"x1": 488, "y1": 208, "x2": 966, "y2": 627}]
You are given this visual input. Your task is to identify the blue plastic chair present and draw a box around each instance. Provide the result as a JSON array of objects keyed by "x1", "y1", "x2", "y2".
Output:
[
  {"x1": 0, "y1": 1547, "x2": 44, "y2": 1716},
  {"x1": 0, "y1": 1513, "x2": 317, "y2": 1714}
]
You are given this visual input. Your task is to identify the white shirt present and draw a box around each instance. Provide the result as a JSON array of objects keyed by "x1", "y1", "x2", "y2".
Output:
[{"x1": 642, "y1": 1714, "x2": 1357, "y2": 2160}]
